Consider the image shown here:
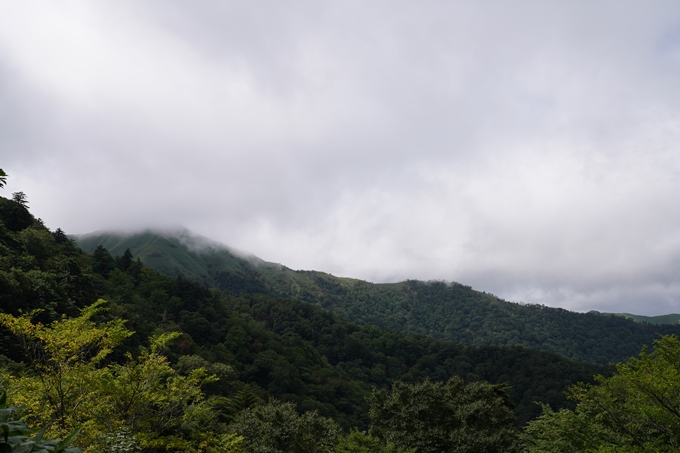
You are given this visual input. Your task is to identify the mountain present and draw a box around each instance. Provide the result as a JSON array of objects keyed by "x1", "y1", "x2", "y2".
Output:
[
  {"x1": 74, "y1": 227, "x2": 269, "y2": 291},
  {"x1": 0, "y1": 198, "x2": 604, "y2": 429},
  {"x1": 611, "y1": 312, "x2": 680, "y2": 325},
  {"x1": 74, "y1": 228, "x2": 680, "y2": 365}
]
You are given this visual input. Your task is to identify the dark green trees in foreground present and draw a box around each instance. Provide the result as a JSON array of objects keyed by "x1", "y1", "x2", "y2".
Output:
[
  {"x1": 523, "y1": 335, "x2": 680, "y2": 452},
  {"x1": 0, "y1": 297, "x2": 517, "y2": 453},
  {"x1": 4, "y1": 179, "x2": 680, "y2": 451},
  {"x1": 228, "y1": 378, "x2": 519, "y2": 453},
  {"x1": 8, "y1": 297, "x2": 680, "y2": 452},
  {"x1": 369, "y1": 378, "x2": 517, "y2": 453},
  {"x1": 229, "y1": 400, "x2": 341, "y2": 453}
]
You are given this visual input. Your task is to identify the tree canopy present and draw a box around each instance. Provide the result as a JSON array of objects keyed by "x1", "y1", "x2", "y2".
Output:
[
  {"x1": 523, "y1": 334, "x2": 680, "y2": 452},
  {"x1": 11, "y1": 191, "x2": 680, "y2": 452},
  {"x1": 369, "y1": 377, "x2": 518, "y2": 453},
  {"x1": 0, "y1": 302, "x2": 242, "y2": 452}
]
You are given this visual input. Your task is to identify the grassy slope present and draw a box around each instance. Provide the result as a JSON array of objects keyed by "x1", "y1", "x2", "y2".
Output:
[{"x1": 74, "y1": 230, "x2": 680, "y2": 365}]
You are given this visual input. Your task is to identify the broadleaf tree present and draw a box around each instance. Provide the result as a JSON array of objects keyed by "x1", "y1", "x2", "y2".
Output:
[
  {"x1": 522, "y1": 334, "x2": 680, "y2": 452},
  {"x1": 229, "y1": 399, "x2": 340, "y2": 453},
  {"x1": 368, "y1": 377, "x2": 519, "y2": 453},
  {"x1": 0, "y1": 300, "x2": 243, "y2": 453}
]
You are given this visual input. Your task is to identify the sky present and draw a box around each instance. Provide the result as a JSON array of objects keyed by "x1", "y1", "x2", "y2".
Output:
[{"x1": 2, "y1": 1, "x2": 680, "y2": 315}]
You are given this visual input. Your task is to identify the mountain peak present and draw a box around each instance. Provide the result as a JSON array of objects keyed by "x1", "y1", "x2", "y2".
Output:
[{"x1": 74, "y1": 226, "x2": 260, "y2": 261}]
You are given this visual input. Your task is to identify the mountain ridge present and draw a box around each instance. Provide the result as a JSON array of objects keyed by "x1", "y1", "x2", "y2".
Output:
[
  {"x1": 73, "y1": 227, "x2": 680, "y2": 365},
  {"x1": 0, "y1": 200, "x2": 604, "y2": 428},
  {"x1": 610, "y1": 312, "x2": 680, "y2": 325}
]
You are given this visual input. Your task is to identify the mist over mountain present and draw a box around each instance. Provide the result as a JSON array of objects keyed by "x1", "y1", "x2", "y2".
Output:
[
  {"x1": 74, "y1": 227, "x2": 680, "y2": 365},
  {"x1": 1, "y1": 194, "x2": 606, "y2": 431}
]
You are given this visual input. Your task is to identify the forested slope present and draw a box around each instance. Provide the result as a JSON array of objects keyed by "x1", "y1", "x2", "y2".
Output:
[
  {"x1": 611, "y1": 312, "x2": 680, "y2": 324},
  {"x1": 0, "y1": 196, "x2": 604, "y2": 428},
  {"x1": 76, "y1": 229, "x2": 680, "y2": 365}
]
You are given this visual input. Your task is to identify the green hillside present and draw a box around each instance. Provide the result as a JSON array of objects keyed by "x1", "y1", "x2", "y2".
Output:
[
  {"x1": 74, "y1": 229, "x2": 371, "y2": 301},
  {"x1": 611, "y1": 312, "x2": 680, "y2": 325},
  {"x1": 74, "y1": 229, "x2": 680, "y2": 365},
  {"x1": 11, "y1": 191, "x2": 680, "y2": 451},
  {"x1": 0, "y1": 196, "x2": 604, "y2": 430},
  {"x1": 75, "y1": 228, "x2": 268, "y2": 288}
]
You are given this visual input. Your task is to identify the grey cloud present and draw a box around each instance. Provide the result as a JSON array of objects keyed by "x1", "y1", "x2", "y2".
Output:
[{"x1": 2, "y1": 1, "x2": 680, "y2": 314}]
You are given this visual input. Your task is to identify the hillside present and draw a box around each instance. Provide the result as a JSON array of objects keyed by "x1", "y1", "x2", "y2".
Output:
[
  {"x1": 612, "y1": 312, "x2": 680, "y2": 325},
  {"x1": 74, "y1": 229, "x2": 680, "y2": 365},
  {"x1": 0, "y1": 196, "x2": 604, "y2": 428}
]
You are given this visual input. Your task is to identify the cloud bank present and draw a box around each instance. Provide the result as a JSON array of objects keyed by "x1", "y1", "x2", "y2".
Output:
[{"x1": 2, "y1": 1, "x2": 680, "y2": 314}]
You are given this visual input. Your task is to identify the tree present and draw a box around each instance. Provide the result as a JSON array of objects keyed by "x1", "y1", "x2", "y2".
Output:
[
  {"x1": 11, "y1": 192, "x2": 28, "y2": 208},
  {"x1": 334, "y1": 429, "x2": 413, "y2": 453},
  {"x1": 522, "y1": 335, "x2": 680, "y2": 452},
  {"x1": 0, "y1": 195, "x2": 34, "y2": 232},
  {"x1": 0, "y1": 301, "x2": 243, "y2": 452},
  {"x1": 0, "y1": 169, "x2": 6, "y2": 189},
  {"x1": 0, "y1": 390, "x2": 82, "y2": 453},
  {"x1": 103, "y1": 332, "x2": 238, "y2": 452},
  {"x1": 368, "y1": 377, "x2": 518, "y2": 453},
  {"x1": 0, "y1": 299, "x2": 131, "y2": 437},
  {"x1": 92, "y1": 245, "x2": 116, "y2": 277},
  {"x1": 229, "y1": 399, "x2": 341, "y2": 453},
  {"x1": 520, "y1": 404, "x2": 621, "y2": 453},
  {"x1": 116, "y1": 248, "x2": 134, "y2": 271}
]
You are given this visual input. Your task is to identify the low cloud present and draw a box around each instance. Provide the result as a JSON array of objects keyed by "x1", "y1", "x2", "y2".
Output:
[{"x1": 2, "y1": 1, "x2": 680, "y2": 314}]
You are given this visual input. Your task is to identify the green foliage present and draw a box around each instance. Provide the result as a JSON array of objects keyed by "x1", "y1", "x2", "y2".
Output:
[
  {"x1": 100, "y1": 429, "x2": 140, "y2": 453},
  {"x1": 74, "y1": 230, "x2": 269, "y2": 295},
  {"x1": 225, "y1": 293, "x2": 603, "y2": 426},
  {"x1": 103, "y1": 337, "x2": 217, "y2": 450},
  {"x1": 0, "y1": 199, "x2": 609, "y2": 431},
  {"x1": 522, "y1": 335, "x2": 680, "y2": 452},
  {"x1": 10, "y1": 193, "x2": 27, "y2": 208},
  {"x1": 0, "y1": 302, "x2": 240, "y2": 452},
  {"x1": 229, "y1": 399, "x2": 340, "y2": 453},
  {"x1": 0, "y1": 390, "x2": 82, "y2": 453},
  {"x1": 0, "y1": 221, "x2": 605, "y2": 429},
  {"x1": 116, "y1": 249, "x2": 133, "y2": 272},
  {"x1": 521, "y1": 405, "x2": 621, "y2": 453},
  {"x1": 613, "y1": 312, "x2": 680, "y2": 325},
  {"x1": 92, "y1": 246, "x2": 115, "y2": 278},
  {"x1": 334, "y1": 429, "x2": 412, "y2": 453},
  {"x1": 0, "y1": 170, "x2": 6, "y2": 189},
  {"x1": 0, "y1": 197, "x2": 34, "y2": 232},
  {"x1": 369, "y1": 377, "x2": 519, "y2": 453},
  {"x1": 75, "y1": 231, "x2": 680, "y2": 365},
  {"x1": 0, "y1": 300, "x2": 132, "y2": 435},
  {"x1": 0, "y1": 203, "x2": 91, "y2": 342}
]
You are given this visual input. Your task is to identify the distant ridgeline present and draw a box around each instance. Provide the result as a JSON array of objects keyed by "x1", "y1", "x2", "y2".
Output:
[
  {"x1": 74, "y1": 229, "x2": 680, "y2": 365},
  {"x1": 610, "y1": 312, "x2": 680, "y2": 325},
  {"x1": 0, "y1": 196, "x2": 604, "y2": 428}
]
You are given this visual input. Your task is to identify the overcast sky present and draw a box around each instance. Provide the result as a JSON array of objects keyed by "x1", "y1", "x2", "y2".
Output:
[{"x1": 2, "y1": 1, "x2": 680, "y2": 315}]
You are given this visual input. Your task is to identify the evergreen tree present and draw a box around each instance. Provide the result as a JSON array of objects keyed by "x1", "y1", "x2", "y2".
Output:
[
  {"x1": 116, "y1": 248, "x2": 134, "y2": 271},
  {"x1": 11, "y1": 192, "x2": 28, "y2": 208},
  {"x1": 92, "y1": 245, "x2": 116, "y2": 277}
]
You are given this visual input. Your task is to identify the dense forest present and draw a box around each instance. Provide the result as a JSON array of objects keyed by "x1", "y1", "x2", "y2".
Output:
[
  {"x1": 4, "y1": 183, "x2": 680, "y2": 452},
  {"x1": 0, "y1": 194, "x2": 601, "y2": 426},
  {"x1": 78, "y1": 230, "x2": 680, "y2": 365}
]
